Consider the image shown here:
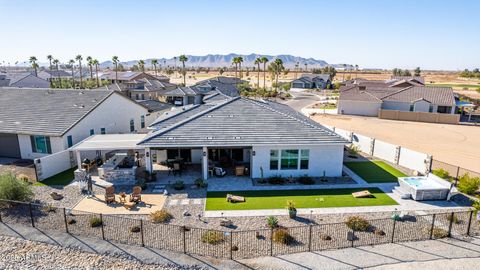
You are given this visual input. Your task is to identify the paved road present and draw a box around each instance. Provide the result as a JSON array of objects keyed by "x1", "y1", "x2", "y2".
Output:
[
  {"x1": 2, "y1": 222, "x2": 479, "y2": 270},
  {"x1": 284, "y1": 90, "x2": 321, "y2": 111}
]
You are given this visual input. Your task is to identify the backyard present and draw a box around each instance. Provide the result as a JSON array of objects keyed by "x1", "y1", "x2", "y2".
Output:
[
  {"x1": 344, "y1": 161, "x2": 407, "y2": 183},
  {"x1": 205, "y1": 188, "x2": 398, "y2": 211},
  {"x1": 34, "y1": 168, "x2": 75, "y2": 186}
]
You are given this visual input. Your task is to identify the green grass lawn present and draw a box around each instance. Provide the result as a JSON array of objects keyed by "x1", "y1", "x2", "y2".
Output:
[
  {"x1": 344, "y1": 161, "x2": 407, "y2": 183},
  {"x1": 205, "y1": 188, "x2": 397, "y2": 211},
  {"x1": 34, "y1": 168, "x2": 76, "y2": 186}
]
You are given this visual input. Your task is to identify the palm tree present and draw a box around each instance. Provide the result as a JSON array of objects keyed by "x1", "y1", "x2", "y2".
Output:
[
  {"x1": 273, "y1": 58, "x2": 284, "y2": 91},
  {"x1": 47, "y1": 55, "x2": 53, "y2": 82},
  {"x1": 294, "y1": 62, "x2": 299, "y2": 79},
  {"x1": 173, "y1": 56, "x2": 177, "y2": 77},
  {"x1": 68, "y1": 59, "x2": 75, "y2": 88},
  {"x1": 92, "y1": 59, "x2": 100, "y2": 87},
  {"x1": 342, "y1": 64, "x2": 347, "y2": 81},
  {"x1": 138, "y1": 60, "x2": 145, "y2": 72},
  {"x1": 254, "y1": 57, "x2": 261, "y2": 87},
  {"x1": 75, "y1": 55, "x2": 83, "y2": 88},
  {"x1": 304, "y1": 63, "x2": 308, "y2": 72},
  {"x1": 151, "y1": 59, "x2": 158, "y2": 75},
  {"x1": 86, "y1": 56, "x2": 93, "y2": 81},
  {"x1": 260, "y1": 57, "x2": 269, "y2": 89},
  {"x1": 52, "y1": 59, "x2": 61, "y2": 88},
  {"x1": 179, "y1": 55, "x2": 188, "y2": 86},
  {"x1": 231, "y1": 57, "x2": 239, "y2": 78},
  {"x1": 355, "y1": 64, "x2": 359, "y2": 79},
  {"x1": 29, "y1": 56, "x2": 38, "y2": 76},
  {"x1": 238, "y1": 57, "x2": 244, "y2": 78},
  {"x1": 112, "y1": 56, "x2": 119, "y2": 82}
]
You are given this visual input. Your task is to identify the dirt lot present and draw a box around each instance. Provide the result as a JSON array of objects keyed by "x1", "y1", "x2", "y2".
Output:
[{"x1": 312, "y1": 114, "x2": 480, "y2": 172}]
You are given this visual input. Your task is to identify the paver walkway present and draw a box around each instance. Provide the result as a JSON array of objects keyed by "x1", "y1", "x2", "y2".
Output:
[{"x1": 168, "y1": 198, "x2": 203, "y2": 206}]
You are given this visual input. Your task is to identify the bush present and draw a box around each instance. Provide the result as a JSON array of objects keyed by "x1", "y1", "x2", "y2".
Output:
[
  {"x1": 194, "y1": 178, "x2": 207, "y2": 188},
  {"x1": 457, "y1": 173, "x2": 480, "y2": 195},
  {"x1": 89, "y1": 217, "x2": 103, "y2": 228},
  {"x1": 432, "y1": 169, "x2": 452, "y2": 181},
  {"x1": 447, "y1": 214, "x2": 460, "y2": 224},
  {"x1": 266, "y1": 216, "x2": 279, "y2": 228},
  {"x1": 67, "y1": 219, "x2": 76, "y2": 225},
  {"x1": 0, "y1": 173, "x2": 33, "y2": 202},
  {"x1": 374, "y1": 228, "x2": 385, "y2": 236},
  {"x1": 432, "y1": 227, "x2": 449, "y2": 238},
  {"x1": 42, "y1": 204, "x2": 56, "y2": 213},
  {"x1": 347, "y1": 145, "x2": 360, "y2": 156},
  {"x1": 201, "y1": 230, "x2": 225, "y2": 245},
  {"x1": 130, "y1": 226, "x2": 141, "y2": 233},
  {"x1": 150, "y1": 210, "x2": 173, "y2": 223},
  {"x1": 17, "y1": 174, "x2": 30, "y2": 182},
  {"x1": 173, "y1": 181, "x2": 185, "y2": 190},
  {"x1": 345, "y1": 216, "x2": 370, "y2": 232},
  {"x1": 320, "y1": 234, "x2": 332, "y2": 241},
  {"x1": 268, "y1": 175, "x2": 285, "y2": 185},
  {"x1": 298, "y1": 175, "x2": 314, "y2": 185},
  {"x1": 272, "y1": 228, "x2": 294, "y2": 245}
]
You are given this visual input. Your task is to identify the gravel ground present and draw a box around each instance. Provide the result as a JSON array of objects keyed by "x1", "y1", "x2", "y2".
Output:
[
  {"x1": 32, "y1": 183, "x2": 104, "y2": 209},
  {"x1": 0, "y1": 235, "x2": 201, "y2": 270}
]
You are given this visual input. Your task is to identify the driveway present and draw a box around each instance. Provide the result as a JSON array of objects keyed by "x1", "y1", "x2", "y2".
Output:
[{"x1": 284, "y1": 90, "x2": 322, "y2": 111}]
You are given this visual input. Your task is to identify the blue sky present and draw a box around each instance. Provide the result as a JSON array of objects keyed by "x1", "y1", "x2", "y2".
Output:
[{"x1": 0, "y1": 0, "x2": 478, "y2": 70}]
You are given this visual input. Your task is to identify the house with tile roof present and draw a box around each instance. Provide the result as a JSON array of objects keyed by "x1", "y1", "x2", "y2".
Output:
[
  {"x1": 0, "y1": 72, "x2": 50, "y2": 88},
  {"x1": 0, "y1": 88, "x2": 149, "y2": 159},
  {"x1": 37, "y1": 70, "x2": 72, "y2": 82},
  {"x1": 291, "y1": 74, "x2": 332, "y2": 90}
]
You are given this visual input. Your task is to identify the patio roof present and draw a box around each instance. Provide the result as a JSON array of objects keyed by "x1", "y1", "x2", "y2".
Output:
[{"x1": 71, "y1": 134, "x2": 147, "y2": 151}]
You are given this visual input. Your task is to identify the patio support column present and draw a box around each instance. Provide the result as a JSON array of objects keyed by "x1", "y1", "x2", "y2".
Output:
[
  {"x1": 202, "y1": 146, "x2": 208, "y2": 180},
  {"x1": 145, "y1": 148, "x2": 152, "y2": 173},
  {"x1": 76, "y1": 150, "x2": 82, "y2": 169}
]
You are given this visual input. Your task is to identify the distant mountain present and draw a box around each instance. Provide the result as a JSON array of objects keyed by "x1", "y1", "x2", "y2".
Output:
[{"x1": 98, "y1": 53, "x2": 331, "y2": 69}]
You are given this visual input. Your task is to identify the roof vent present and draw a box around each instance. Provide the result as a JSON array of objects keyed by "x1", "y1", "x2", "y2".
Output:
[
  {"x1": 234, "y1": 136, "x2": 241, "y2": 139},
  {"x1": 79, "y1": 91, "x2": 84, "y2": 95},
  {"x1": 166, "y1": 137, "x2": 175, "y2": 140},
  {"x1": 206, "y1": 136, "x2": 214, "y2": 140}
]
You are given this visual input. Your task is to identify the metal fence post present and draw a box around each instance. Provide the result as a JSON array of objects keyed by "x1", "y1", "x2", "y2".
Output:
[
  {"x1": 308, "y1": 225, "x2": 313, "y2": 252},
  {"x1": 183, "y1": 226, "x2": 186, "y2": 254},
  {"x1": 429, "y1": 214, "x2": 436, "y2": 239},
  {"x1": 455, "y1": 167, "x2": 460, "y2": 185},
  {"x1": 140, "y1": 220, "x2": 144, "y2": 247},
  {"x1": 391, "y1": 219, "x2": 396, "y2": 243},
  {"x1": 466, "y1": 211, "x2": 474, "y2": 236},
  {"x1": 270, "y1": 228, "x2": 273, "y2": 256},
  {"x1": 0, "y1": 209, "x2": 2, "y2": 223},
  {"x1": 28, "y1": 203, "x2": 35, "y2": 227},
  {"x1": 230, "y1": 231, "x2": 233, "y2": 260},
  {"x1": 63, "y1": 208, "x2": 69, "y2": 233},
  {"x1": 100, "y1": 214, "x2": 105, "y2": 240},
  {"x1": 351, "y1": 229, "x2": 355, "y2": 247},
  {"x1": 448, "y1": 212, "x2": 455, "y2": 237}
]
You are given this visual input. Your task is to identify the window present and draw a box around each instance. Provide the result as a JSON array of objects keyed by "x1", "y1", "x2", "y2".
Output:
[
  {"x1": 409, "y1": 104, "x2": 414, "y2": 111},
  {"x1": 100, "y1": 128, "x2": 106, "y2": 134},
  {"x1": 89, "y1": 129, "x2": 94, "y2": 136},
  {"x1": 140, "y1": 115, "x2": 145, "y2": 129},
  {"x1": 141, "y1": 94, "x2": 145, "y2": 100},
  {"x1": 281, "y1": 149, "x2": 298, "y2": 170},
  {"x1": 270, "y1": 150, "x2": 279, "y2": 170},
  {"x1": 428, "y1": 105, "x2": 434, "y2": 113},
  {"x1": 30, "y1": 135, "x2": 52, "y2": 154},
  {"x1": 130, "y1": 119, "x2": 135, "y2": 132},
  {"x1": 135, "y1": 94, "x2": 139, "y2": 100},
  {"x1": 67, "y1": 135, "x2": 73, "y2": 148},
  {"x1": 300, "y1": 149, "x2": 309, "y2": 169}
]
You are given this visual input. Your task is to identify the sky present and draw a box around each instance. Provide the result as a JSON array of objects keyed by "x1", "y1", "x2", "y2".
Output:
[{"x1": 0, "y1": 0, "x2": 479, "y2": 70}]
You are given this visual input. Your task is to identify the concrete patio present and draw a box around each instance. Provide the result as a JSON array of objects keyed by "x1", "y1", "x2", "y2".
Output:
[{"x1": 72, "y1": 194, "x2": 166, "y2": 215}]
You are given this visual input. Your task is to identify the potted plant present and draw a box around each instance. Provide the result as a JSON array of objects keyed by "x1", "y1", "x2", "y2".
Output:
[{"x1": 287, "y1": 200, "x2": 297, "y2": 219}]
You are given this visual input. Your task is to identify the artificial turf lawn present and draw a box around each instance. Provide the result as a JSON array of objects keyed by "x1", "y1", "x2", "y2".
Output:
[
  {"x1": 34, "y1": 168, "x2": 75, "y2": 186},
  {"x1": 205, "y1": 188, "x2": 397, "y2": 211},
  {"x1": 344, "y1": 161, "x2": 407, "y2": 183}
]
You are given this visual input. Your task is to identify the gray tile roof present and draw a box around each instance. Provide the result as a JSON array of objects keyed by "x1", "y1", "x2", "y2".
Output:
[
  {"x1": 140, "y1": 97, "x2": 347, "y2": 147},
  {"x1": 0, "y1": 73, "x2": 50, "y2": 88},
  {"x1": 137, "y1": 100, "x2": 173, "y2": 112},
  {"x1": 0, "y1": 88, "x2": 114, "y2": 136},
  {"x1": 148, "y1": 103, "x2": 218, "y2": 130},
  {"x1": 382, "y1": 86, "x2": 455, "y2": 106},
  {"x1": 163, "y1": 86, "x2": 202, "y2": 96},
  {"x1": 339, "y1": 87, "x2": 382, "y2": 102}
]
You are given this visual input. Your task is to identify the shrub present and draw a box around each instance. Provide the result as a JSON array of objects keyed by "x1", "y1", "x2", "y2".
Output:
[
  {"x1": 67, "y1": 219, "x2": 76, "y2": 225},
  {"x1": 17, "y1": 174, "x2": 30, "y2": 182},
  {"x1": 268, "y1": 175, "x2": 285, "y2": 185},
  {"x1": 432, "y1": 169, "x2": 452, "y2": 181},
  {"x1": 194, "y1": 178, "x2": 207, "y2": 188},
  {"x1": 0, "y1": 173, "x2": 33, "y2": 202},
  {"x1": 150, "y1": 210, "x2": 173, "y2": 223},
  {"x1": 320, "y1": 234, "x2": 332, "y2": 241},
  {"x1": 347, "y1": 145, "x2": 360, "y2": 156},
  {"x1": 457, "y1": 173, "x2": 480, "y2": 195},
  {"x1": 130, "y1": 226, "x2": 141, "y2": 233},
  {"x1": 345, "y1": 216, "x2": 370, "y2": 232},
  {"x1": 432, "y1": 227, "x2": 449, "y2": 238},
  {"x1": 374, "y1": 229, "x2": 385, "y2": 236},
  {"x1": 298, "y1": 175, "x2": 315, "y2": 185},
  {"x1": 266, "y1": 216, "x2": 279, "y2": 228},
  {"x1": 447, "y1": 214, "x2": 460, "y2": 224},
  {"x1": 89, "y1": 217, "x2": 103, "y2": 228},
  {"x1": 272, "y1": 228, "x2": 294, "y2": 245},
  {"x1": 231, "y1": 245, "x2": 239, "y2": 251},
  {"x1": 201, "y1": 230, "x2": 225, "y2": 245},
  {"x1": 42, "y1": 204, "x2": 56, "y2": 213},
  {"x1": 173, "y1": 181, "x2": 185, "y2": 190}
]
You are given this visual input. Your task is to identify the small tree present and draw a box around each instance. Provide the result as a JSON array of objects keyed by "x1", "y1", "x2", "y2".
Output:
[
  {"x1": 0, "y1": 173, "x2": 33, "y2": 202},
  {"x1": 457, "y1": 173, "x2": 480, "y2": 195}
]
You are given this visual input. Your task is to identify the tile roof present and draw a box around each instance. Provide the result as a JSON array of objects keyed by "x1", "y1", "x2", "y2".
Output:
[
  {"x1": 140, "y1": 97, "x2": 347, "y2": 147},
  {"x1": 382, "y1": 86, "x2": 455, "y2": 106},
  {"x1": 163, "y1": 86, "x2": 202, "y2": 96},
  {"x1": 0, "y1": 88, "x2": 114, "y2": 136},
  {"x1": 339, "y1": 87, "x2": 383, "y2": 102},
  {"x1": 137, "y1": 100, "x2": 173, "y2": 112}
]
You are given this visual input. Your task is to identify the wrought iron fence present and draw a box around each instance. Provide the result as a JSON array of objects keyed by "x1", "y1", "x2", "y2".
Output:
[
  {"x1": 0, "y1": 199, "x2": 478, "y2": 260},
  {"x1": 430, "y1": 159, "x2": 480, "y2": 183}
]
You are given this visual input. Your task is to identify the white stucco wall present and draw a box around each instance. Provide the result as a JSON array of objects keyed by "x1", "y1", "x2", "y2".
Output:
[
  {"x1": 381, "y1": 101, "x2": 411, "y2": 111},
  {"x1": 337, "y1": 100, "x2": 381, "y2": 116},
  {"x1": 372, "y1": 139, "x2": 398, "y2": 163},
  {"x1": 251, "y1": 144, "x2": 344, "y2": 178},
  {"x1": 18, "y1": 135, "x2": 64, "y2": 159},
  {"x1": 413, "y1": 100, "x2": 431, "y2": 112}
]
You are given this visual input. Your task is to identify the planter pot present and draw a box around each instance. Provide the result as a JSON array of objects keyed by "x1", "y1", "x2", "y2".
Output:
[{"x1": 288, "y1": 209, "x2": 297, "y2": 219}]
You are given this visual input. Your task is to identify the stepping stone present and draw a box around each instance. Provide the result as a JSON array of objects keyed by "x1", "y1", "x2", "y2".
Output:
[
  {"x1": 168, "y1": 199, "x2": 179, "y2": 206},
  {"x1": 192, "y1": 199, "x2": 202, "y2": 205},
  {"x1": 180, "y1": 199, "x2": 190, "y2": 205}
]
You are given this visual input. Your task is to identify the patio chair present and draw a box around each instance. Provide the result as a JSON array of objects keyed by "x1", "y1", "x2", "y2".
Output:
[
  {"x1": 104, "y1": 186, "x2": 115, "y2": 204},
  {"x1": 214, "y1": 167, "x2": 226, "y2": 177},
  {"x1": 130, "y1": 186, "x2": 142, "y2": 203}
]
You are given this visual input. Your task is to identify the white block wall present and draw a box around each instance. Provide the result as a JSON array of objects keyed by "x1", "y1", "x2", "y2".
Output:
[
  {"x1": 372, "y1": 139, "x2": 397, "y2": 163},
  {"x1": 251, "y1": 144, "x2": 344, "y2": 178},
  {"x1": 352, "y1": 133, "x2": 373, "y2": 154},
  {"x1": 337, "y1": 100, "x2": 381, "y2": 116},
  {"x1": 35, "y1": 149, "x2": 72, "y2": 180},
  {"x1": 399, "y1": 147, "x2": 429, "y2": 174}
]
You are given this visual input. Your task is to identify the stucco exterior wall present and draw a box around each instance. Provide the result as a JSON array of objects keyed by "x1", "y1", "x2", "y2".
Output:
[{"x1": 337, "y1": 100, "x2": 381, "y2": 116}]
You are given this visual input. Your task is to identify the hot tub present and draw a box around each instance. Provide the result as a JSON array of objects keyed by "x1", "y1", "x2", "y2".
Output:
[{"x1": 398, "y1": 174, "x2": 451, "y2": 200}]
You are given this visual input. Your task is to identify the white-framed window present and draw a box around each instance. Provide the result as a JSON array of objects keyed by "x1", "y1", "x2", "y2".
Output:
[
  {"x1": 30, "y1": 135, "x2": 52, "y2": 154},
  {"x1": 269, "y1": 149, "x2": 310, "y2": 170},
  {"x1": 270, "y1": 150, "x2": 279, "y2": 170},
  {"x1": 300, "y1": 149, "x2": 309, "y2": 169},
  {"x1": 141, "y1": 115, "x2": 145, "y2": 128},
  {"x1": 281, "y1": 149, "x2": 299, "y2": 170},
  {"x1": 130, "y1": 119, "x2": 135, "y2": 132}
]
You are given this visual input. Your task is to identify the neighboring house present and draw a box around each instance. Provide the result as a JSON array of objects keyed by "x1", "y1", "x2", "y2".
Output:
[
  {"x1": 37, "y1": 70, "x2": 72, "y2": 82},
  {"x1": 390, "y1": 76, "x2": 425, "y2": 85},
  {"x1": 137, "y1": 99, "x2": 174, "y2": 124},
  {"x1": 100, "y1": 71, "x2": 170, "y2": 84},
  {"x1": 97, "y1": 78, "x2": 177, "y2": 101},
  {"x1": 140, "y1": 97, "x2": 348, "y2": 179},
  {"x1": 162, "y1": 86, "x2": 205, "y2": 106},
  {"x1": 338, "y1": 84, "x2": 456, "y2": 116},
  {"x1": 0, "y1": 88, "x2": 150, "y2": 159},
  {"x1": 0, "y1": 72, "x2": 50, "y2": 88},
  {"x1": 291, "y1": 74, "x2": 331, "y2": 89}
]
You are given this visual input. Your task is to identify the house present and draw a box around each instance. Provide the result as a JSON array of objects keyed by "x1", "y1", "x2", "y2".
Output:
[
  {"x1": 337, "y1": 84, "x2": 456, "y2": 116},
  {"x1": 291, "y1": 74, "x2": 331, "y2": 89},
  {"x1": 100, "y1": 71, "x2": 170, "y2": 84},
  {"x1": 137, "y1": 99, "x2": 174, "y2": 124},
  {"x1": 37, "y1": 70, "x2": 72, "y2": 82},
  {"x1": 98, "y1": 78, "x2": 177, "y2": 101},
  {"x1": 0, "y1": 88, "x2": 150, "y2": 159},
  {"x1": 0, "y1": 72, "x2": 50, "y2": 88}
]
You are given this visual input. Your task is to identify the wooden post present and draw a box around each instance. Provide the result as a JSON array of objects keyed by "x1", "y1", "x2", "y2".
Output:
[
  {"x1": 63, "y1": 208, "x2": 69, "y2": 233},
  {"x1": 429, "y1": 214, "x2": 436, "y2": 239},
  {"x1": 29, "y1": 203, "x2": 35, "y2": 227},
  {"x1": 140, "y1": 220, "x2": 144, "y2": 247}
]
